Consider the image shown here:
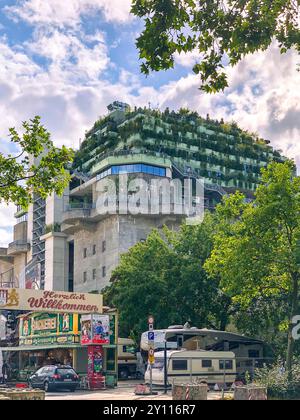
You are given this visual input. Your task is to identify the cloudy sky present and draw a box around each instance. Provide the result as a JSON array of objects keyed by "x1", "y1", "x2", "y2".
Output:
[{"x1": 0, "y1": 0, "x2": 299, "y2": 246}]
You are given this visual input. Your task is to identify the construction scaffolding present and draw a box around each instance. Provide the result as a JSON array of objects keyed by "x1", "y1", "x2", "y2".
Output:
[{"x1": 31, "y1": 195, "x2": 46, "y2": 289}]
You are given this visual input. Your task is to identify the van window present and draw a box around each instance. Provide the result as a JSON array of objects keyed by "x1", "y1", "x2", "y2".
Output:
[
  {"x1": 202, "y1": 360, "x2": 212, "y2": 368},
  {"x1": 248, "y1": 350, "x2": 259, "y2": 358},
  {"x1": 172, "y1": 360, "x2": 188, "y2": 371},
  {"x1": 122, "y1": 345, "x2": 135, "y2": 354},
  {"x1": 219, "y1": 360, "x2": 233, "y2": 370}
]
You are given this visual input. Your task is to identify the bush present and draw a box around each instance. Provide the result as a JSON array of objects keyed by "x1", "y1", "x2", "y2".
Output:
[{"x1": 254, "y1": 359, "x2": 300, "y2": 400}]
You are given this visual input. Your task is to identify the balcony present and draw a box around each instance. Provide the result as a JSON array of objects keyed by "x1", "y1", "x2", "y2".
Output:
[
  {"x1": 7, "y1": 240, "x2": 30, "y2": 256},
  {"x1": 0, "y1": 268, "x2": 18, "y2": 288},
  {"x1": 62, "y1": 203, "x2": 94, "y2": 224}
]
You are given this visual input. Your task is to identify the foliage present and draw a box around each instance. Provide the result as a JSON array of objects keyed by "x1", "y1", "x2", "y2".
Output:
[
  {"x1": 0, "y1": 116, "x2": 74, "y2": 207},
  {"x1": 104, "y1": 215, "x2": 232, "y2": 341},
  {"x1": 132, "y1": 0, "x2": 300, "y2": 92},
  {"x1": 255, "y1": 359, "x2": 300, "y2": 399},
  {"x1": 205, "y1": 161, "x2": 300, "y2": 375},
  {"x1": 233, "y1": 295, "x2": 289, "y2": 356}
]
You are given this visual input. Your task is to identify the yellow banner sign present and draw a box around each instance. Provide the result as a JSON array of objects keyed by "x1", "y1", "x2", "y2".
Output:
[{"x1": 0, "y1": 288, "x2": 103, "y2": 314}]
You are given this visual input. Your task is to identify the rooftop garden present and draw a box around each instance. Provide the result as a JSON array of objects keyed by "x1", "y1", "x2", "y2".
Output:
[{"x1": 72, "y1": 107, "x2": 288, "y2": 191}]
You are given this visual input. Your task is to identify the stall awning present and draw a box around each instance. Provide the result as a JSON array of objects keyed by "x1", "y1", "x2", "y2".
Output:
[{"x1": 0, "y1": 344, "x2": 83, "y2": 352}]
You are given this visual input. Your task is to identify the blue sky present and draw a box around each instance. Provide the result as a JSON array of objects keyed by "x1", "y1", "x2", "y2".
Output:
[{"x1": 0, "y1": 0, "x2": 300, "y2": 246}]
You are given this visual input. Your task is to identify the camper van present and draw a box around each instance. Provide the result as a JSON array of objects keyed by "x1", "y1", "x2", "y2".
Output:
[
  {"x1": 141, "y1": 326, "x2": 265, "y2": 378},
  {"x1": 145, "y1": 350, "x2": 237, "y2": 387},
  {"x1": 118, "y1": 338, "x2": 145, "y2": 380}
]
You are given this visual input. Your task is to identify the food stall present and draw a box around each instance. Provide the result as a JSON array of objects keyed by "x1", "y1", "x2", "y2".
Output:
[{"x1": 2, "y1": 309, "x2": 118, "y2": 386}]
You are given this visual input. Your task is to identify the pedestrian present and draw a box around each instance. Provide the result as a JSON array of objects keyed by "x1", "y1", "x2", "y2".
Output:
[{"x1": 2, "y1": 360, "x2": 10, "y2": 384}]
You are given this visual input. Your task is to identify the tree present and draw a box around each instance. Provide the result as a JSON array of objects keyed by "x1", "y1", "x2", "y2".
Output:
[
  {"x1": 132, "y1": 0, "x2": 300, "y2": 92},
  {"x1": 205, "y1": 161, "x2": 300, "y2": 378},
  {"x1": 104, "y1": 216, "x2": 231, "y2": 342},
  {"x1": 0, "y1": 116, "x2": 74, "y2": 207}
]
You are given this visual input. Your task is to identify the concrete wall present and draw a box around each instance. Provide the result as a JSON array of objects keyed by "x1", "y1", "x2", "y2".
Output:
[
  {"x1": 43, "y1": 232, "x2": 69, "y2": 292},
  {"x1": 73, "y1": 215, "x2": 120, "y2": 293},
  {"x1": 73, "y1": 214, "x2": 183, "y2": 293},
  {"x1": 13, "y1": 253, "x2": 27, "y2": 283},
  {"x1": 0, "y1": 254, "x2": 13, "y2": 277},
  {"x1": 46, "y1": 191, "x2": 68, "y2": 226},
  {"x1": 13, "y1": 221, "x2": 28, "y2": 242}
]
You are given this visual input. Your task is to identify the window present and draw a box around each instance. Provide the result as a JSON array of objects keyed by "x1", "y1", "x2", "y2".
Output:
[
  {"x1": 92, "y1": 269, "x2": 97, "y2": 281},
  {"x1": 248, "y1": 350, "x2": 260, "y2": 359},
  {"x1": 83, "y1": 272, "x2": 87, "y2": 283},
  {"x1": 219, "y1": 360, "x2": 233, "y2": 370},
  {"x1": 83, "y1": 248, "x2": 87, "y2": 259},
  {"x1": 172, "y1": 360, "x2": 188, "y2": 371},
  {"x1": 202, "y1": 360, "x2": 212, "y2": 368},
  {"x1": 97, "y1": 164, "x2": 166, "y2": 180},
  {"x1": 102, "y1": 266, "x2": 106, "y2": 278},
  {"x1": 102, "y1": 241, "x2": 106, "y2": 253},
  {"x1": 92, "y1": 245, "x2": 96, "y2": 255}
]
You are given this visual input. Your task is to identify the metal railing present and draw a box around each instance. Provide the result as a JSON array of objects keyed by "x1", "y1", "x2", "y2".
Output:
[{"x1": 0, "y1": 268, "x2": 18, "y2": 288}]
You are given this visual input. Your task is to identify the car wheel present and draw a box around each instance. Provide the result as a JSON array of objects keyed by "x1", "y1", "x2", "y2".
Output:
[{"x1": 69, "y1": 388, "x2": 76, "y2": 393}]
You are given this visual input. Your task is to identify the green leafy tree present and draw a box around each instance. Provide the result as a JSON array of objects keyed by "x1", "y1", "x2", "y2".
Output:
[
  {"x1": 132, "y1": 0, "x2": 300, "y2": 92},
  {"x1": 205, "y1": 161, "x2": 300, "y2": 378},
  {"x1": 0, "y1": 116, "x2": 74, "y2": 207},
  {"x1": 104, "y1": 216, "x2": 231, "y2": 341}
]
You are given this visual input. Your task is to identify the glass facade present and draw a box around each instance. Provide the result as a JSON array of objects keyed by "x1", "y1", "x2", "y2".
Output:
[{"x1": 96, "y1": 164, "x2": 166, "y2": 180}]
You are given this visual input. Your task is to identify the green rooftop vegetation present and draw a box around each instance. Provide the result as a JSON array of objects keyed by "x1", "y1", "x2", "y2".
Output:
[{"x1": 72, "y1": 107, "x2": 287, "y2": 192}]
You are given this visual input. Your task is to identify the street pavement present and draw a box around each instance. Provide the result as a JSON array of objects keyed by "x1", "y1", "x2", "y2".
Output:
[{"x1": 45, "y1": 381, "x2": 230, "y2": 400}]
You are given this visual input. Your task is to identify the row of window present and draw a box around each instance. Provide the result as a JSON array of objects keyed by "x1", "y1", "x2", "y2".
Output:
[
  {"x1": 96, "y1": 164, "x2": 166, "y2": 181},
  {"x1": 83, "y1": 267, "x2": 106, "y2": 283},
  {"x1": 172, "y1": 359, "x2": 233, "y2": 371},
  {"x1": 83, "y1": 241, "x2": 106, "y2": 259}
]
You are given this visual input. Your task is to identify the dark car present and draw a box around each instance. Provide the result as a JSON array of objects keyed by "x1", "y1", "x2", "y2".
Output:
[{"x1": 29, "y1": 365, "x2": 80, "y2": 392}]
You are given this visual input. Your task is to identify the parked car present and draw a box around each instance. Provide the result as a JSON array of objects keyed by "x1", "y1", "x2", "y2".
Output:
[{"x1": 29, "y1": 365, "x2": 80, "y2": 392}]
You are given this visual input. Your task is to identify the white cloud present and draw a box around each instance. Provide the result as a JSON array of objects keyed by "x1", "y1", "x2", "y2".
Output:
[
  {"x1": 155, "y1": 46, "x2": 300, "y2": 165},
  {"x1": 0, "y1": 204, "x2": 15, "y2": 247},
  {"x1": 26, "y1": 28, "x2": 110, "y2": 81},
  {"x1": 5, "y1": 0, "x2": 133, "y2": 27}
]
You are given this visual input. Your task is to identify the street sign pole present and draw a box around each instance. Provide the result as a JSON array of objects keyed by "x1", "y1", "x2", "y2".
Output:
[{"x1": 148, "y1": 316, "x2": 155, "y2": 395}]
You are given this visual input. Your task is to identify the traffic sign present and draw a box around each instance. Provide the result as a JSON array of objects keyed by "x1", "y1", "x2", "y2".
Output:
[
  {"x1": 148, "y1": 315, "x2": 154, "y2": 325},
  {"x1": 148, "y1": 331, "x2": 155, "y2": 342}
]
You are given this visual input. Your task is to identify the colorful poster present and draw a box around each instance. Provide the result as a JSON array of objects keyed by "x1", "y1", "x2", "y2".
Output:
[
  {"x1": 81, "y1": 315, "x2": 111, "y2": 345},
  {"x1": 92, "y1": 315, "x2": 110, "y2": 344},
  {"x1": 81, "y1": 315, "x2": 92, "y2": 345}
]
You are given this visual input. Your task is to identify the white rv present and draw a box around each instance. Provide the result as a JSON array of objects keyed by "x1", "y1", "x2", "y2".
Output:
[
  {"x1": 0, "y1": 315, "x2": 6, "y2": 381},
  {"x1": 145, "y1": 350, "x2": 237, "y2": 387}
]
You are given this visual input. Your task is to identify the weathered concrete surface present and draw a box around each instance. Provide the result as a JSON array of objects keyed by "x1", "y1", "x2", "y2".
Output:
[
  {"x1": 234, "y1": 386, "x2": 267, "y2": 401},
  {"x1": 172, "y1": 384, "x2": 208, "y2": 401},
  {"x1": 0, "y1": 388, "x2": 45, "y2": 400}
]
